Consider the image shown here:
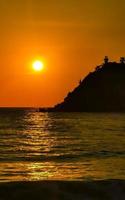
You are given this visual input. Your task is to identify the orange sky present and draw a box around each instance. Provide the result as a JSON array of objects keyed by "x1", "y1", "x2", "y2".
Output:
[{"x1": 0, "y1": 0, "x2": 125, "y2": 107}]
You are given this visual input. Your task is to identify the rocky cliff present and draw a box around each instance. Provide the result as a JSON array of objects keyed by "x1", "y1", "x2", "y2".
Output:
[{"x1": 53, "y1": 59, "x2": 125, "y2": 112}]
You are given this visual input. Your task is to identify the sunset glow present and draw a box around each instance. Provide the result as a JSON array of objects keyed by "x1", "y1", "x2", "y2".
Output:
[{"x1": 1, "y1": 0, "x2": 125, "y2": 107}]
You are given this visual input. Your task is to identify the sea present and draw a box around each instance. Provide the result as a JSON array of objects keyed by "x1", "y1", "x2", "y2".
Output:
[{"x1": 0, "y1": 108, "x2": 125, "y2": 182}]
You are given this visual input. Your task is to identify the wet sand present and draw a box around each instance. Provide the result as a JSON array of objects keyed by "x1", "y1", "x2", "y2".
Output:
[{"x1": 0, "y1": 180, "x2": 125, "y2": 200}]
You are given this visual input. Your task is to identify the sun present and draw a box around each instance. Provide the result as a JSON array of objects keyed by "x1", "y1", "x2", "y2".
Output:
[{"x1": 32, "y1": 60, "x2": 44, "y2": 72}]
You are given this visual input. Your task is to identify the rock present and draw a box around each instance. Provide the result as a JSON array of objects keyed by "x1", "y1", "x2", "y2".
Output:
[{"x1": 54, "y1": 59, "x2": 125, "y2": 112}]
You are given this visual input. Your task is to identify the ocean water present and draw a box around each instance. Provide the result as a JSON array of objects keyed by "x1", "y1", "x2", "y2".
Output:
[{"x1": 0, "y1": 108, "x2": 125, "y2": 182}]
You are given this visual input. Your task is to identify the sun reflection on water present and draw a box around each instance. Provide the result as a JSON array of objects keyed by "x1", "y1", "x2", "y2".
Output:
[{"x1": 0, "y1": 157, "x2": 125, "y2": 182}]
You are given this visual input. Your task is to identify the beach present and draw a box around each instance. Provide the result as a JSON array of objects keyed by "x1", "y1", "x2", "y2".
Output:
[{"x1": 0, "y1": 180, "x2": 125, "y2": 200}]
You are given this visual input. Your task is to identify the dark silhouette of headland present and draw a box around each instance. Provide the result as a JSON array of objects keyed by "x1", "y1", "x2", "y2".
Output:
[{"x1": 40, "y1": 56, "x2": 125, "y2": 112}]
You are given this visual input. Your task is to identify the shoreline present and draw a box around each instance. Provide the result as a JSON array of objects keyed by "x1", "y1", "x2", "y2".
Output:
[{"x1": 0, "y1": 179, "x2": 125, "y2": 200}]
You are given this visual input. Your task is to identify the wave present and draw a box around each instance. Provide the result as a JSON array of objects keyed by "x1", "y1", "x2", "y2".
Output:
[{"x1": 0, "y1": 150, "x2": 125, "y2": 162}]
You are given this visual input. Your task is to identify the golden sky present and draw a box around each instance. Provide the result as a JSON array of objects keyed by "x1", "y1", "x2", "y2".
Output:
[{"x1": 0, "y1": 0, "x2": 125, "y2": 107}]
